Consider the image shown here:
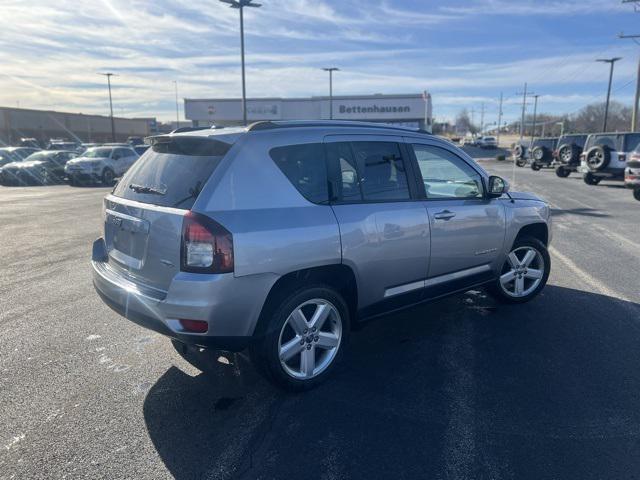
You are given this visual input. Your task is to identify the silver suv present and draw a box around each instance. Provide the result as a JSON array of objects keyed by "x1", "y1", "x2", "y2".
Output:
[
  {"x1": 92, "y1": 121, "x2": 552, "y2": 390},
  {"x1": 65, "y1": 146, "x2": 139, "y2": 185},
  {"x1": 579, "y1": 132, "x2": 640, "y2": 185}
]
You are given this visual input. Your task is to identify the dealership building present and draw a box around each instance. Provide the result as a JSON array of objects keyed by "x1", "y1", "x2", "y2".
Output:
[{"x1": 184, "y1": 93, "x2": 433, "y2": 132}]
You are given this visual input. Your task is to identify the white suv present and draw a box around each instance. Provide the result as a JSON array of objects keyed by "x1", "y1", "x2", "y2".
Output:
[
  {"x1": 579, "y1": 133, "x2": 640, "y2": 185},
  {"x1": 65, "y1": 146, "x2": 139, "y2": 185}
]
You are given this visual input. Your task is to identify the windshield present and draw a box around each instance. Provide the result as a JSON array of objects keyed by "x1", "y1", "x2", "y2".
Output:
[
  {"x1": 112, "y1": 137, "x2": 232, "y2": 209},
  {"x1": 82, "y1": 147, "x2": 112, "y2": 159},
  {"x1": 24, "y1": 152, "x2": 50, "y2": 162}
]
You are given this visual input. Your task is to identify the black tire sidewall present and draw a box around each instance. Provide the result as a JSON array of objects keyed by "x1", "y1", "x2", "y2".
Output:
[
  {"x1": 634, "y1": 187, "x2": 640, "y2": 201},
  {"x1": 489, "y1": 236, "x2": 551, "y2": 304},
  {"x1": 555, "y1": 166, "x2": 570, "y2": 177},
  {"x1": 102, "y1": 169, "x2": 114, "y2": 185},
  {"x1": 254, "y1": 285, "x2": 350, "y2": 392}
]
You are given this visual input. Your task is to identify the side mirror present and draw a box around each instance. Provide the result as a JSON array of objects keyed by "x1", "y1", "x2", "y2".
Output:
[{"x1": 487, "y1": 175, "x2": 509, "y2": 197}]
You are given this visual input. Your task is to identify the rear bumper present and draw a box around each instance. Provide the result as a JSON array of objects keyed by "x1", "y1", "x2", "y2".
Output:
[
  {"x1": 578, "y1": 164, "x2": 625, "y2": 178},
  {"x1": 91, "y1": 237, "x2": 276, "y2": 351}
]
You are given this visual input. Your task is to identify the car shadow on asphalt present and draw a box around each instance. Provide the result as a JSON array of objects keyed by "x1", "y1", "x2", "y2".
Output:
[
  {"x1": 143, "y1": 285, "x2": 640, "y2": 480},
  {"x1": 550, "y1": 207, "x2": 609, "y2": 218}
]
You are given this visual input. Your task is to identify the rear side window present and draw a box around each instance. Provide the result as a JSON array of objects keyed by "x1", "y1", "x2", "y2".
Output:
[
  {"x1": 325, "y1": 141, "x2": 411, "y2": 202},
  {"x1": 624, "y1": 133, "x2": 640, "y2": 152},
  {"x1": 269, "y1": 143, "x2": 329, "y2": 204},
  {"x1": 113, "y1": 137, "x2": 231, "y2": 209}
]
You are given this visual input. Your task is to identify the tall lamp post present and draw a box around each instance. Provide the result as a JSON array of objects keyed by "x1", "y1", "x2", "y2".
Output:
[
  {"x1": 596, "y1": 57, "x2": 622, "y2": 132},
  {"x1": 173, "y1": 80, "x2": 180, "y2": 129},
  {"x1": 323, "y1": 67, "x2": 339, "y2": 119},
  {"x1": 220, "y1": 0, "x2": 262, "y2": 126},
  {"x1": 99, "y1": 72, "x2": 117, "y2": 142}
]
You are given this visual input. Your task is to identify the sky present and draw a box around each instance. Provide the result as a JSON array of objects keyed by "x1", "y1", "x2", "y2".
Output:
[{"x1": 1, "y1": 0, "x2": 639, "y2": 124}]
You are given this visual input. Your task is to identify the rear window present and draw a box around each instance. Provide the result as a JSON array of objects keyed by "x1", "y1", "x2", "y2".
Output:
[
  {"x1": 112, "y1": 137, "x2": 232, "y2": 209},
  {"x1": 587, "y1": 134, "x2": 621, "y2": 151},
  {"x1": 534, "y1": 139, "x2": 557, "y2": 149},
  {"x1": 269, "y1": 143, "x2": 329, "y2": 204}
]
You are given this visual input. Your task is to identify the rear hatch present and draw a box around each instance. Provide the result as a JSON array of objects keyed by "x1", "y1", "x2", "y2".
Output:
[{"x1": 103, "y1": 135, "x2": 233, "y2": 291}]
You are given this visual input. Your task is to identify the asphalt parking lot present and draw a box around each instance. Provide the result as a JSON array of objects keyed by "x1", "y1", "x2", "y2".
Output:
[{"x1": 1, "y1": 163, "x2": 640, "y2": 480}]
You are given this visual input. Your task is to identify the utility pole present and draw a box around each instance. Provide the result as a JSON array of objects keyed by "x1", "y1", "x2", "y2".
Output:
[
  {"x1": 530, "y1": 94, "x2": 540, "y2": 145},
  {"x1": 173, "y1": 81, "x2": 180, "y2": 129},
  {"x1": 596, "y1": 57, "x2": 622, "y2": 131},
  {"x1": 470, "y1": 107, "x2": 476, "y2": 132},
  {"x1": 517, "y1": 82, "x2": 528, "y2": 140},
  {"x1": 99, "y1": 73, "x2": 117, "y2": 142},
  {"x1": 322, "y1": 67, "x2": 339, "y2": 119},
  {"x1": 220, "y1": 0, "x2": 262, "y2": 126},
  {"x1": 496, "y1": 92, "x2": 504, "y2": 147},
  {"x1": 619, "y1": 33, "x2": 640, "y2": 131},
  {"x1": 479, "y1": 102, "x2": 486, "y2": 133}
]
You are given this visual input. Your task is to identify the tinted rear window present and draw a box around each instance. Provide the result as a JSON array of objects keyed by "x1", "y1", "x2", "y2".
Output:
[
  {"x1": 112, "y1": 137, "x2": 231, "y2": 209},
  {"x1": 534, "y1": 139, "x2": 557, "y2": 149},
  {"x1": 269, "y1": 143, "x2": 329, "y2": 204}
]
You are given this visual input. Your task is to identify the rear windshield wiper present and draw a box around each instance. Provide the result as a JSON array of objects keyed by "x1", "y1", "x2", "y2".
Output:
[{"x1": 129, "y1": 183, "x2": 166, "y2": 195}]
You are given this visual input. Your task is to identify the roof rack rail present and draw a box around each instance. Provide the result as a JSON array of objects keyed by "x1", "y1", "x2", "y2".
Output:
[{"x1": 246, "y1": 120, "x2": 432, "y2": 135}]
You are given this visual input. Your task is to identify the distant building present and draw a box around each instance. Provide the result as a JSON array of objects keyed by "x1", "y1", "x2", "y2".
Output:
[
  {"x1": 184, "y1": 93, "x2": 433, "y2": 132},
  {"x1": 0, "y1": 106, "x2": 154, "y2": 145}
]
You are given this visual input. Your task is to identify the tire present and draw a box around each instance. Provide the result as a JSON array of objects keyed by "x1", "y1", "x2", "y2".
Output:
[
  {"x1": 634, "y1": 187, "x2": 640, "y2": 202},
  {"x1": 250, "y1": 285, "x2": 350, "y2": 391},
  {"x1": 515, "y1": 158, "x2": 527, "y2": 167},
  {"x1": 583, "y1": 172, "x2": 602, "y2": 186},
  {"x1": 555, "y1": 166, "x2": 571, "y2": 178},
  {"x1": 585, "y1": 145, "x2": 610, "y2": 171},
  {"x1": 558, "y1": 144, "x2": 578, "y2": 165},
  {"x1": 531, "y1": 146, "x2": 546, "y2": 162},
  {"x1": 101, "y1": 168, "x2": 115, "y2": 186},
  {"x1": 487, "y1": 236, "x2": 550, "y2": 304},
  {"x1": 531, "y1": 162, "x2": 542, "y2": 171},
  {"x1": 513, "y1": 144, "x2": 525, "y2": 160}
]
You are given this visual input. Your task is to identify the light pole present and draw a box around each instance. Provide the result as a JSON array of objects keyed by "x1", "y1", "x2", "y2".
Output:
[
  {"x1": 596, "y1": 57, "x2": 622, "y2": 132},
  {"x1": 99, "y1": 72, "x2": 117, "y2": 142},
  {"x1": 220, "y1": 0, "x2": 262, "y2": 126},
  {"x1": 323, "y1": 67, "x2": 339, "y2": 119},
  {"x1": 174, "y1": 80, "x2": 180, "y2": 129}
]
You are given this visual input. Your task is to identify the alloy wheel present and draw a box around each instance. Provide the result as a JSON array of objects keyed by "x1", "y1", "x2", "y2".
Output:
[
  {"x1": 278, "y1": 299, "x2": 342, "y2": 380},
  {"x1": 499, "y1": 246, "x2": 545, "y2": 298}
]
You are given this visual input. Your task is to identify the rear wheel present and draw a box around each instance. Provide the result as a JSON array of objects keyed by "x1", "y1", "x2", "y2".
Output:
[
  {"x1": 583, "y1": 172, "x2": 602, "y2": 186},
  {"x1": 634, "y1": 187, "x2": 640, "y2": 201},
  {"x1": 555, "y1": 166, "x2": 570, "y2": 178},
  {"x1": 531, "y1": 162, "x2": 541, "y2": 171},
  {"x1": 488, "y1": 236, "x2": 550, "y2": 304},
  {"x1": 251, "y1": 285, "x2": 349, "y2": 391}
]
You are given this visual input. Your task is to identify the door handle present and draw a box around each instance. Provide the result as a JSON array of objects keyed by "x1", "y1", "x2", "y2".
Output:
[{"x1": 434, "y1": 210, "x2": 456, "y2": 220}]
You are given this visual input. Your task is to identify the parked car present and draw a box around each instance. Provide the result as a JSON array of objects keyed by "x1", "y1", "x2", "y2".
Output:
[
  {"x1": 0, "y1": 150, "x2": 78, "y2": 186},
  {"x1": 91, "y1": 121, "x2": 553, "y2": 391},
  {"x1": 579, "y1": 132, "x2": 640, "y2": 185},
  {"x1": 478, "y1": 136, "x2": 498, "y2": 149},
  {"x1": 529, "y1": 137, "x2": 559, "y2": 171},
  {"x1": 625, "y1": 149, "x2": 640, "y2": 201},
  {"x1": 462, "y1": 136, "x2": 480, "y2": 147},
  {"x1": 47, "y1": 141, "x2": 81, "y2": 152},
  {"x1": 553, "y1": 134, "x2": 588, "y2": 178},
  {"x1": 512, "y1": 141, "x2": 528, "y2": 167},
  {"x1": 65, "y1": 146, "x2": 138, "y2": 186},
  {"x1": 127, "y1": 136, "x2": 144, "y2": 146},
  {"x1": 0, "y1": 147, "x2": 41, "y2": 168},
  {"x1": 18, "y1": 137, "x2": 41, "y2": 148}
]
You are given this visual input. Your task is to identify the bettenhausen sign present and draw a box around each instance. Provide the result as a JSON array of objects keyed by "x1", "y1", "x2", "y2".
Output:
[
  {"x1": 338, "y1": 104, "x2": 411, "y2": 114},
  {"x1": 184, "y1": 93, "x2": 432, "y2": 131}
]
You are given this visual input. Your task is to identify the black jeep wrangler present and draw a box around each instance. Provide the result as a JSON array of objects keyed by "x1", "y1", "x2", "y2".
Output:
[
  {"x1": 553, "y1": 134, "x2": 588, "y2": 178},
  {"x1": 529, "y1": 137, "x2": 559, "y2": 171}
]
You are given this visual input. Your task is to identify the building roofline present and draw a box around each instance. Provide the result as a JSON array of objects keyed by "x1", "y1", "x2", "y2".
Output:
[{"x1": 184, "y1": 93, "x2": 426, "y2": 103}]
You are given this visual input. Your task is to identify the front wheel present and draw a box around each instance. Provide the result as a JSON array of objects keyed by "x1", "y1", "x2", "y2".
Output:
[
  {"x1": 251, "y1": 286, "x2": 349, "y2": 391},
  {"x1": 488, "y1": 236, "x2": 550, "y2": 304},
  {"x1": 102, "y1": 168, "x2": 115, "y2": 186}
]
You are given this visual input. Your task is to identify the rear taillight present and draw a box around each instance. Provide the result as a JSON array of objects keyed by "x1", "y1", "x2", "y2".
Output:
[
  {"x1": 181, "y1": 211, "x2": 234, "y2": 273},
  {"x1": 179, "y1": 319, "x2": 209, "y2": 333}
]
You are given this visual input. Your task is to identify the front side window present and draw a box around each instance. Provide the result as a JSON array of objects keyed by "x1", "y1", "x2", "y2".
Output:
[
  {"x1": 269, "y1": 143, "x2": 328, "y2": 204},
  {"x1": 412, "y1": 144, "x2": 483, "y2": 199},
  {"x1": 84, "y1": 147, "x2": 113, "y2": 159}
]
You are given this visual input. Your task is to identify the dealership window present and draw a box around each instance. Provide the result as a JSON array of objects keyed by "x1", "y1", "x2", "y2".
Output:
[
  {"x1": 326, "y1": 141, "x2": 411, "y2": 202},
  {"x1": 269, "y1": 143, "x2": 329, "y2": 204}
]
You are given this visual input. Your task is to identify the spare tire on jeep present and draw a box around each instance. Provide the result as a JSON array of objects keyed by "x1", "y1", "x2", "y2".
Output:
[
  {"x1": 513, "y1": 144, "x2": 525, "y2": 159},
  {"x1": 585, "y1": 145, "x2": 610, "y2": 171},
  {"x1": 531, "y1": 146, "x2": 550, "y2": 164},
  {"x1": 557, "y1": 143, "x2": 579, "y2": 165}
]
